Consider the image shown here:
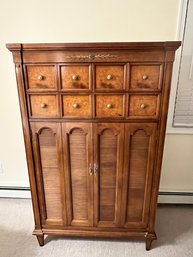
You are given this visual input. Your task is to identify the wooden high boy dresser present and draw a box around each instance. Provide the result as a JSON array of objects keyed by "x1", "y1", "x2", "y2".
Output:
[{"x1": 7, "y1": 42, "x2": 180, "y2": 250}]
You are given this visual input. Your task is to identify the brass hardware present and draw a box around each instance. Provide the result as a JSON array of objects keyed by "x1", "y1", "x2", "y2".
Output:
[
  {"x1": 107, "y1": 74, "x2": 113, "y2": 80},
  {"x1": 72, "y1": 74, "x2": 78, "y2": 80},
  {"x1": 142, "y1": 74, "x2": 148, "y2": 80},
  {"x1": 106, "y1": 103, "x2": 112, "y2": 109},
  {"x1": 38, "y1": 75, "x2": 44, "y2": 81},
  {"x1": 72, "y1": 103, "x2": 79, "y2": 109},
  {"x1": 140, "y1": 104, "x2": 146, "y2": 109},
  {"x1": 40, "y1": 103, "x2": 46, "y2": 108},
  {"x1": 89, "y1": 54, "x2": 95, "y2": 60},
  {"x1": 65, "y1": 54, "x2": 118, "y2": 60},
  {"x1": 94, "y1": 164, "x2": 98, "y2": 175},
  {"x1": 89, "y1": 163, "x2": 93, "y2": 176}
]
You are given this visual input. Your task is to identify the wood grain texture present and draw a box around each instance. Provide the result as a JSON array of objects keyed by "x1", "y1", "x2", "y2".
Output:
[
  {"x1": 6, "y1": 42, "x2": 181, "y2": 63},
  {"x1": 6, "y1": 41, "x2": 181, "y2": 50},
  {"x1": 14, "y1": 63, "x2": 42, "y2": 231},
  {"x1": 38, "y1": 129, "x2": 62, "y2": 222},
  {"x1": 129, "y1": 64, "x2": 162, "y2": 90},
  {"x1": 95, "y1": 95, "x2": 124, "y2": 117},
  {"x1": 29, "y1": 95, "x2": 59, "y2": 118},
  {"x1": 121, "y1": 123, "x2": 157, "y2": 228},
  {"x1": 68, "y1": 129, "x2": 89, "y2": 221},
  {"x1": 62, "y1": 95, "x2": 91, "y2": 118},
  {"x1": 7, "y1": 42, "x2": 180, "y2": 250},
  {"x1": 62, "y1": 123, "x2": 93, "y2": 227},
  {"x1": 95, "y1": 65, "x2": 124, "y2": 90},
  {"x1": 31, "y1": 122, "x2": 66, "y2": 226},
  {"x1": 26, "y1": 65, "x2": 57, "y2": 91},
  {"x1": 61, "y1": 65, "x2": 90, "y2": 90},
  {"x1": 129, "y1": 95, "x2": 159, "y2": 118},
  {"x1": 93, "y1": 123, "x2": 124, "y2": 227}
]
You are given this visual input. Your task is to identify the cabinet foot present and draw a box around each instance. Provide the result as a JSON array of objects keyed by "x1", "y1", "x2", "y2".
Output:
[
  {"x1": 145, "y1": 232, "x2": 157, "y2": 251},
  {"x1": 36, "y1": 235, "x2": 44, "y2": 246}
]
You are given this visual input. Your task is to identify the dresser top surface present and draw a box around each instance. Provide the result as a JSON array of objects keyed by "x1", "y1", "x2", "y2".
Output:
[{"x1": 6, "y1": 41, "x2": 181, "y2": 51}]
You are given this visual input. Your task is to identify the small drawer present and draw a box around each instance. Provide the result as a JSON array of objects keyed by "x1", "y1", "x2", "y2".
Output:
[
  {"x1": 61, "y1": 65, "x2": 90, "y2": 90},
  {"x1": 29, "y1": 95, "x2": 59, "y2": 118},
  {"x1": 62, "y1": 95, "x2": 91, "y2": 118},
  {"x1": 129, "y1": 64, "x2": 162, "y2": 90},
  {"x1": 26, "y1": 65, "x2": 57, "y2": 91},
  {"x1": 95, "y1": 65, "x2": 125, "y2": 90},
  {"x1": 128, "y1": 95, "x2": 159, "y2": 118},
  {"x1": 96, "y1": 95, "x2": 124, "y2": 117}
]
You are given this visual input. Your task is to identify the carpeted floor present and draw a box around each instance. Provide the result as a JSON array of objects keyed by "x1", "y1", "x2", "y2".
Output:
[{"x1": 0, "y1": 198, "x2": 193, "y2": 257}]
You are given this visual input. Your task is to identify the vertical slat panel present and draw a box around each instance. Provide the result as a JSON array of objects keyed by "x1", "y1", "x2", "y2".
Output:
[
  {"x1": 62, "y1": 123, "x2": 93, "y2": 227},
  {"x1": 69, "y1": 128, "x2": 89, "y2": 221},
  {"x1": 126, "y1": 129, "x2": 149, "y2": 222},
  {"x1": 31, "y1": 123, "x2": 65, "y2": 226},
  {"x1": 94, "y1": 123, "x2": 124, "y2": 227},
  {"x1": 39, "y1": 128, "x2": 62, "y2": 222},
  {"x1": 99, "y1": 129, "x2": 117, "y2": 221},
  {"x1": 122, "y1": 123, "x2": 157, "y2": 228}
]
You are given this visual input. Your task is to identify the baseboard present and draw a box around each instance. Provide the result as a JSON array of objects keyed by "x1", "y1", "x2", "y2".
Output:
[
  {"x1": 158, "y1": 191, "x2": 193, "y2": 204},
  {"x1": 0, "y1": 187, "x2": 193, "y2": 204},
  {"x1": 0, "y1": 186, "x2": 31, "y2": 198}
]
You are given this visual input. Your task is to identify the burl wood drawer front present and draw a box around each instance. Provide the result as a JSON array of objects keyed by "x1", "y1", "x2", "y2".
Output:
[
  {"x1": 62, "y1": 95, "x2": 91, "y2": 118},
  {"x1": 95, "y1": 65, "x2": 125, "y2": 90},
  {"x1": 26, "y1": 65, "x2": 57, "y2": 91},
  {"x1": 95, "y1": 95, "x2": 124, "y2": 117},
  {"x1": 129, "y1": 64, "x2": 162, "y2": 90},
  {"x1": 29, "y1": 95, "x2": 59, "y2": 117},
  {"x1": 61, "y1": 65, "x2": 90, "y2": 90},
  {"x1": 128, "y1": 95, "x2": 159, "y2": 118}
]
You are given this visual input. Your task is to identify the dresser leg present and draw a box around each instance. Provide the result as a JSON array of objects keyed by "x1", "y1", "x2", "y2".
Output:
[
  {"x1": 36, "y1": 235, "x2": 44, "y2": 246},
  {"x1": 145, "y1": 238, "x2": 153, "y2": 251},
  {"x1": 145, "y1": 232, "x2": 157, "y2": 251}
]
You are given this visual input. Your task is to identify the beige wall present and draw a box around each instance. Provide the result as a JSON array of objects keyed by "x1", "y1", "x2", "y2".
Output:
[
  {"x1": 1, "y1": 0, "x2": 191, "y2": 193},
  {"x1": 160, "y1": 134, "x2": 193, "y2": 192}
]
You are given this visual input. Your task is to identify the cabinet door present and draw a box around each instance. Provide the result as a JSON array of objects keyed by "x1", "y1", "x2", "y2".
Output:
[
  {"x1": 122, "y1": 123, "x2": 157, "y2": 228},
  {"x1": 93, "y1": 123, "x2": 124, "y2": 227},
  {"x1": 31, "y1": 122, "x2": 66, "y2": 227},
  {"x1": 62, "y1": 123, "x2": 93, "y2": 227}
]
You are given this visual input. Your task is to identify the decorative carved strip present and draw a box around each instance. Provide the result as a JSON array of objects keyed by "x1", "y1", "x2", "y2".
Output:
[{"x1": 65, "y1": 54, "x2": 118, "y2": 60}]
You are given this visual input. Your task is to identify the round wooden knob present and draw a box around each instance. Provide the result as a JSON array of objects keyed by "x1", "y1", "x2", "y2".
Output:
[
  {"x1": 140, "y1": 104, "x2": 146, "y2": 109},
  {"x1": 107, "y1": 74, "x2": 113, "y2": 80},
  {"x1": 72, "y1": 103, "x2": 79, "y2": 109},
  {"x1": 142, "y1": 74, "x2": 148, "y2": 80},
  {"x1": 38, "y1": 75, "x2": 44, "y2": 81},
  {"x1": 72, "y1": 74, "x2": 78, "y2": 80},
  {"x1": 40, "y1": 103, "x2": 47, "y2": 108},
  {"x1": 106, "y1": 103, "x2": 112, "y2": 109}
]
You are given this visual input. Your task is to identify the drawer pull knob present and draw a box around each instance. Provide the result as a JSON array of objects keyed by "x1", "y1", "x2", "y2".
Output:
[
  {"x1": 72, "y1": 74, "x2": 78, "y2": 80},
  {"x1": 142, "y1": 74, "x2": 148, "y2": 80},
  {"x1": 107, "y1": 74, "x2": 113, "y2": 80},
  {"x1": 40, "y1": 103, "x2": 47, "y2": 108},
  {"x1": 38, "y1": 75, "x2": 44, "y2": 81},
  {"x1": 106, "y1": 103, "x2": 112, "y2": 109},
  {"x1": 72, "y1": 103, "x2": 79, "y2": 109},
  {"x1": 140, "y1": 104, "x2": 146, "y2": 109}
]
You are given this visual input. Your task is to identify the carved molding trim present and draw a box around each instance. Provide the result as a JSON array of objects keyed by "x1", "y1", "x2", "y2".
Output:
[
  {"x1": 65, "y1": 54, "x2": 118, "y2": 60},
  {"x1": 67, "y1": 127, "x2": 88, "y2": 135},
  {"x1": 98, "y1": 127, "x2": 119, "y2": 136}
]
